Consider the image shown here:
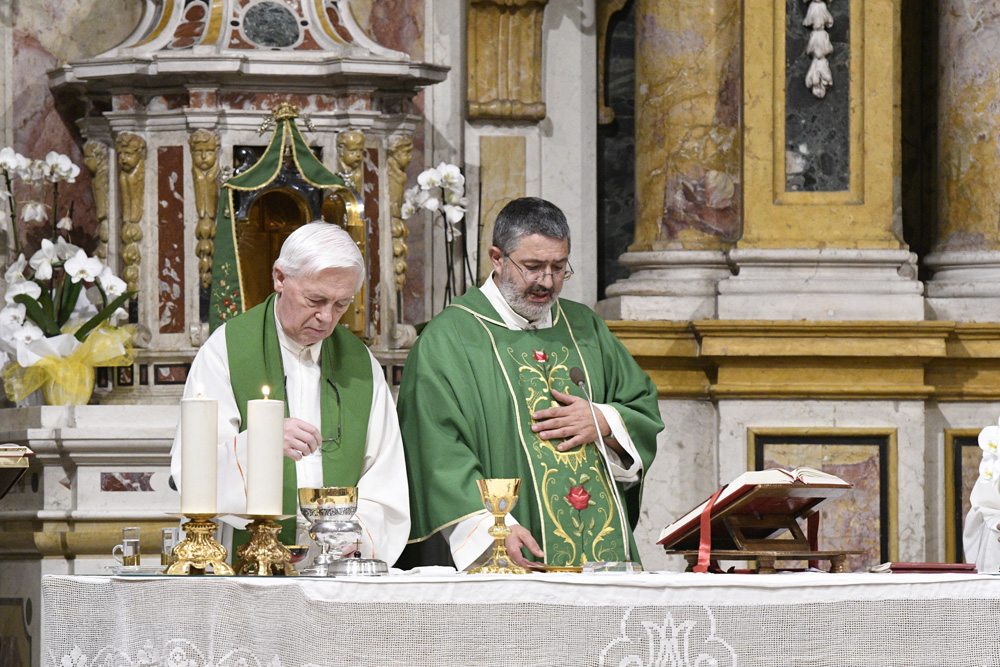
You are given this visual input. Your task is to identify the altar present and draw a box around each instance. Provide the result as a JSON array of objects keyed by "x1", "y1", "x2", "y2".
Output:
[{"x1": 42, "y1": 572, "x2": 1000, "y2": 666}]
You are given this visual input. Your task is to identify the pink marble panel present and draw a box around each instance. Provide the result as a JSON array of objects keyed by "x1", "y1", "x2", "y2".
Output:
[
  {"x1": 764, "y1": 444, "x2": 882, "y2": 573},
  {"x1": 100, "y1": 473, "x2": 154, "y2": 492},
  {"x1": 12, "y1": 30, "x2": 96, "y2": 252},
  {"x1": 157, "y1": 146, "x2": 185, "y2": 333}
]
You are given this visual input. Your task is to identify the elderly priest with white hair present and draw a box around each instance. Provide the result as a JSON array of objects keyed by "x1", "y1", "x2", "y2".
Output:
[{"x1": 170, "y1": 221, "x2": 409, "y2": 565}]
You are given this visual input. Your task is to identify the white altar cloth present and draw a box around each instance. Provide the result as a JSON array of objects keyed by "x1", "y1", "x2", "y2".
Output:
[{"x1": 43, "y1": 572, "x2": 1000, "y2": 666}]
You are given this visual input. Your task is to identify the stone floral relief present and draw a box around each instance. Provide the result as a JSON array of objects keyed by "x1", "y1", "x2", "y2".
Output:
[{"x1": 803, "y1": 0, "x2": 835, "y2": 98}]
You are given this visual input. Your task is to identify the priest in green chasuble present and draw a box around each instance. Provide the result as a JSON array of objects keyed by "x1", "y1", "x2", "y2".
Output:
[
  {"x1": 399, "y1": 198, "x2": 663, "y2": 570},
  {"x1": 169, "y1": 222, "x2": 410, "y2": 565}
]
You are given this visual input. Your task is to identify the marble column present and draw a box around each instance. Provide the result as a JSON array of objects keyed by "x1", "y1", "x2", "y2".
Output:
[
  {"x1": 924, "y1": 0, "x2": 1000, "y2": 322},
  {"x1": 598, "y1": 0, "x2": 740, "y2": 321},
  {"x1": 716, "y1": 0, "x2": 922, "y2": 321}
]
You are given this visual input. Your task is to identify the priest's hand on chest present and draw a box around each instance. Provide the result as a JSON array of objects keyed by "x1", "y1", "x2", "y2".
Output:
[
  {"x1": 531, "y1": 388, "x2": 611, "y2": 451},
  {"x1": 283, "y1": 417, "x2": 321, "y2": 461}
]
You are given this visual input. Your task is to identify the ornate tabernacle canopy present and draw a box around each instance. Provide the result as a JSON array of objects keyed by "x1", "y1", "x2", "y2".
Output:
[{"x1": 210, "y1": 103, "x2": 359, "y2": 331}]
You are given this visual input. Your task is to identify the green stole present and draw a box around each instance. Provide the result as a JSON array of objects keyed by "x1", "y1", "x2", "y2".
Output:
[
  {"x1": 225, "y1": 292, "x2": 373, "y2": 545},
  {"x1": 452, "y1": 302, "x2": 632, "y2": 567}
]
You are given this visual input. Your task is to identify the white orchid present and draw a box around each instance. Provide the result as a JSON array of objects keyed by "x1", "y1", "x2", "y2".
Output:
[
  {"x1": 0, "y1": 303, "x2": 25, "y2": 328},
  {"x1": 417, "y1": 167, "x2": 442, "y2": 190},
  {"x1": 400, "y1": 200, "x2": 416, "y2": 220},
  {"x1": 28, "y1": 238, "x2": 59, "y2": 281},
  {"x1": 21, "y1": 201, "x2": 47, "y2": 222},
  {"x1": 5, "y1": 279, "x2": 41, "y2": 305},
  {"x1": 45, "y1": 151, "x2": 80, "y2": 183},
  {"x1": 0, "y1": 147, "x2": 26, "y2": 172},
  {"x1": 4, "y1": 253, "x2": 26, "y2": 284},
  {"x1": 56, "y1": 216, "x2": 73, "y2": 231},
  {"x1": 19, "y1": 159, "x2": 50, "y2": 183},
  {"x1": 437, "y1": 162, "x2": 465, "y2": 192},
  {"x1": 64, "y1": 249, "x2": 103, "y2": 283},
  {"x1": 54, "y1": 237, "x2": 81, "y2": 260},
  {"x1": 979, "y1": 425, "x2": 1000, "y2": 455},
  {"x1": 442, "y1": 203, "x2": 465, "y2": 225},
  {"x1": 8, "y1": 320, "x2": 44, "y2": 346},
  {"x1": 97, "y1": 265, "x2": 127, "y2": 298}
]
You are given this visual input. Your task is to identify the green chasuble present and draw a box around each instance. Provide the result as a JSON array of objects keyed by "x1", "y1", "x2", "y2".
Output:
[
  {"x1": 399, "y1": 286, "x2": 663, "y2": 567},
  {"x1": 225, "y1": 292, "x2": 373, "y2": 545}
]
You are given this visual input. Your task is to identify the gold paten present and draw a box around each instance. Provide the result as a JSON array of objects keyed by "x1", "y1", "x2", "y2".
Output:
[
  {"x1": 468, "y1": 478, "x2": 529, "y2": 575},
  {"x1": 234, "y1": 516, "x2": 297, "y2": 576},
  {"x1": 165, "y1": 515, "x2": 235, "y2": 576}
]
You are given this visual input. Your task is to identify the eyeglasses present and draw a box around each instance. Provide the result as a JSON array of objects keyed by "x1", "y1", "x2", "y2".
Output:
[
  {"x1": 285, "y1": 375, "x2": 341, "y2": 451},
  {"x1": 504, "y1": 256, "x2": 574, "y2": 283},
  {"x1": 321, "y1": 382, "x2": 342, "y2": 451}
]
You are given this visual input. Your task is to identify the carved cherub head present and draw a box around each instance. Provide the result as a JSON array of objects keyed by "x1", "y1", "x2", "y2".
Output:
[
  {"x1": 388, "y1": 135, "x2": 414, "y2": 171},
  {"x1": 115, "y1": 134, "x2": 146, "y2": 173},
  {"x1": 83, "y1": 140, "x2": 109, "y2": 174},
  {"x1": 336, "y1": 131, "x2": 365, "y2": 171},
  {"x1": 188, "y1": 129, "x2": 220, "y2": 172}
]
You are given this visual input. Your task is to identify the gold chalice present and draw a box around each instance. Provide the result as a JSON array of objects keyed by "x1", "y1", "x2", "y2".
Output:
[{"x1": 468, "y1": 478, "x2": 529, "y2": 574}]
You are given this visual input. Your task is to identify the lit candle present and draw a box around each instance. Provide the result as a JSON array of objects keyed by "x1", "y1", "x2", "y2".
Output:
[
  {"x1": 180, "y1": 394, "x2": 218, "y2": 514},
  {"x1": 246, "y1": 385, "x2": 284, "y2": 515}
]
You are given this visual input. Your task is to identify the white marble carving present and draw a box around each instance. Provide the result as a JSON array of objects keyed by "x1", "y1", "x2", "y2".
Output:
[{"x1": 804, "y1": 0, "x2": 835, "y2": 98}]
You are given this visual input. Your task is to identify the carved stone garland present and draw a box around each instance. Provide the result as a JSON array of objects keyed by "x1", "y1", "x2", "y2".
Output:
[
  {"x1": 83, "y1": 140, "x2": 110, "y2": 260},
  {"x1": 189, "y1": 129, "x2": 221, "y2": 289},
  {"x1": 804, "y1": 0, "x2": 834, "y2": 98},
  {"x1": 115, "y1": 132, "x2": 146, "y2": 293}
]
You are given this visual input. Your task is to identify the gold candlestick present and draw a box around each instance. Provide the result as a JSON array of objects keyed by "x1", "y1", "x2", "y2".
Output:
[
  {"x1": 234, "y1": 515, "x2": 297, "y2": 576},
  {"x1": 468, "y1": 478, "x2": 529, "y2": 575},
  {"x1": 165, "y1": 514, "x2": 234, "y2": 575}
]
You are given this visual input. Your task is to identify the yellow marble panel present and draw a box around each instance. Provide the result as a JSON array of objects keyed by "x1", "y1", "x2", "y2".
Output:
[
  {"x1": 477, "y1": 135, "x2": 526, "y2": 279},
  {"x1": 633, "y1": 0, "x2": 740, "y2": 250},
  {"x1": 742, "y1": 0, "x2": 902, "y2": 249}
]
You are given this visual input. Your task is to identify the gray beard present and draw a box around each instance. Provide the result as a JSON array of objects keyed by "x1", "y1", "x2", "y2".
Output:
[{"x1": 496, "y1": 269, "x2": 555, "y2": 322}]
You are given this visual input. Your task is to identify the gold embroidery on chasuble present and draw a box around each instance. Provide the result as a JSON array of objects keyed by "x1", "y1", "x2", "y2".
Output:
[{"x1": 467, "y1": 304, "x2": 630, "y2": 568}]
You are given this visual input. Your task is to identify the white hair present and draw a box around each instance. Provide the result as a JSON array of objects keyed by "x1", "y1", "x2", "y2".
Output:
[{"x1": 273, "y1": 221, "x2": 364, "y2": 290}]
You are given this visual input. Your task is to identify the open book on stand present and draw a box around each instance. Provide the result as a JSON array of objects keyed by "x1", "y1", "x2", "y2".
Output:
[{"x1": 658, "y1": 467, "x2": 852, "y2": 552}]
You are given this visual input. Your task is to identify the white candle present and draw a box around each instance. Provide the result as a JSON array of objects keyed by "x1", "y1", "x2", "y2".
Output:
[
  {"x1": 180, "y1": 395, "x2": 218, "y2": 514},
  {"x1": 246, "y1": 385, "x2": 284, "y2": 515}
]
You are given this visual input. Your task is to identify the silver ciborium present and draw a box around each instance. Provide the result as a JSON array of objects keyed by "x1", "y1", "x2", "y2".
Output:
[{"x1": 298, "y1": 487, "x2": 387, "y2": 576}]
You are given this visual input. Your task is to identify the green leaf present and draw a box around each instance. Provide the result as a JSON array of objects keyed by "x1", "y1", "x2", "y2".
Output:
[
  {"x1": 579, "y1": 474, "x2": 590, "y2": 485},
  {"x1": 74, "y1": 292, "x2": 133, "y2": 342},
  {"x1": 568, "y1": 477, "x2": 578, "y2": 487},
  {"x1": 36, "y1": 287, "x2": 56, "y2": 322},
  {"x1": 571, "y1": 515, "x2": 582, "y2": 530},
  {"x1": 58, "y1": 279, "x2": 83, "y2": 327},
  {"x1": 588, "y1": 517, "x2": 595, "y2": 531},
  {"x1": 13, "y1": 294, "x2": 59, "y2": 336}
]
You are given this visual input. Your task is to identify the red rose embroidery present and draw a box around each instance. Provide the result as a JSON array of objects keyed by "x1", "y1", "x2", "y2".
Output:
[
  {"x1": 566, "y1": 485, "x2": 591, "y2": 511},
  {"x1": 534, "y1": 350, "x2": 547, "y2": 362}
]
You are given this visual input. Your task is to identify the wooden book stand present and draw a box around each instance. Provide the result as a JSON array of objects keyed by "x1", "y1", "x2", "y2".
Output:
[{"x1": 663, "y1": 483, "x2": 863, "y2": 573}]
